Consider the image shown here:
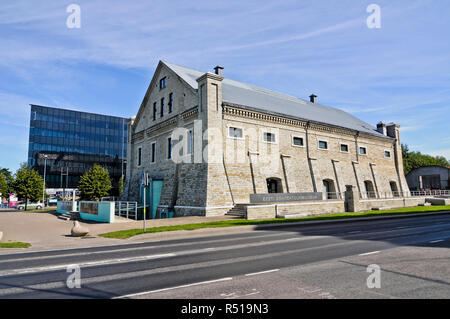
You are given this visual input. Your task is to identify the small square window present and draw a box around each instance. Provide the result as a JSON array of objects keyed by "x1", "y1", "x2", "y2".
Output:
[
  {"x1": 264, "y1": 132, "x2": 276, "y2": 143},
  {"x1": 384, "y1": 151, "x2": 391, "y2": 158},
  {"x1": 360, "y1": 147, "x2": 367, "y2": 155},
  {"x1": 318, "y1": 141, "x2": 328, "y2": 149},
  {"x1": 293, "y1": 137, "x2": 304, "y2": 146},
  {"x1": 229, "y1": 127, "x2": 243, "y2": 138},
  {"x1": 160, "y1": 77, "x2": 167, "y2": 89},
  {"x1": 340, "y1": 144, "x2": 349, "y2": 152}
]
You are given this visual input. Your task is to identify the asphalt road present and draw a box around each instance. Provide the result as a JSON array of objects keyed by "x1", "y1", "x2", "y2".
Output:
[{"x1": 0, "y1": 213, "x2": 450, "y2": 299}]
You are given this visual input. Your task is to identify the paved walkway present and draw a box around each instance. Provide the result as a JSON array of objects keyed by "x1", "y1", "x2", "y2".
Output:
[{"x1": 0, "y1": 210, "x2": 239, "y2": 252}]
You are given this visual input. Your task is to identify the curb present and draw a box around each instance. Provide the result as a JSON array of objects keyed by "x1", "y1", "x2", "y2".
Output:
[{"x1": 251, "y1": 210, "x2": 450, "y2": 230}]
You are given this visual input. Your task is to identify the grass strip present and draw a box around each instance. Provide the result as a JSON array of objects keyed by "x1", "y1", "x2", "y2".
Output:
[
  {"x1": 99, "y1": 205, "x2": 450, "y2": 239},
  {"x1": 0, "y1": 242, "x2": 31, "y2": 249}
]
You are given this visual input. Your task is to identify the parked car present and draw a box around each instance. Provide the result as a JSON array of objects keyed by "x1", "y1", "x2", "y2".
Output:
[{"x1": 16, "y1": 202, "x2": 44, "y2": 210}]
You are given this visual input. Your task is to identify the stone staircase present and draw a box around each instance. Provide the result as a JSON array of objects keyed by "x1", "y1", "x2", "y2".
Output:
[
  {"x1": 57, "y1": 211, "x2": 81, "y2": 221},
  {"x1": 225, "y1": 204, "x2": 248, "y2": 218}
]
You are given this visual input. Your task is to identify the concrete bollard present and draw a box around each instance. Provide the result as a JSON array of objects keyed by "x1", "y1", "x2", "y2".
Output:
[{"x1": 71, "y1": 221, "x2": 89, "y2": 237}]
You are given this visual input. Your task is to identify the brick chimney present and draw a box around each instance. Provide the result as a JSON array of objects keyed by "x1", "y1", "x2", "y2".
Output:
[{"x1": 309, "y1": 94, "x2": 317, "y2": 103}]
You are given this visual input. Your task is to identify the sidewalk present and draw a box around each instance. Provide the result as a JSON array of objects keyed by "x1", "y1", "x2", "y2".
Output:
[{"x1": 0, "y1": 210, "x2": 238, "y2": 252}]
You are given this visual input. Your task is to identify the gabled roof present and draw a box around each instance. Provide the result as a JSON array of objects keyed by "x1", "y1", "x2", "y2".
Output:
[{"x1": 162, "y1": 61, "x2": 389, "y2": 138}]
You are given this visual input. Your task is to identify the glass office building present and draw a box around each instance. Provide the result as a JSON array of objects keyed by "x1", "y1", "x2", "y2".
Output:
[{"x1": 28, "y1": 104, "x2": 128, "y2": 195}]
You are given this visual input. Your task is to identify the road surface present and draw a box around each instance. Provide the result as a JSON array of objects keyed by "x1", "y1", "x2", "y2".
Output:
[{"x1": 0, "y1": 213, "x2": 449, "y2": 299}]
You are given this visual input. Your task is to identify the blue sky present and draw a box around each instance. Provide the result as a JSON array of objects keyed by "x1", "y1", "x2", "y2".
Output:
[{"x1": 0, "y1": 0, "x2": 449, "y2": 172}]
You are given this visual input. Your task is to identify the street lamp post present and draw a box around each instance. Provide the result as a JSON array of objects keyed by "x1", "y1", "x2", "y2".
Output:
[{"x1": 42, "y1": 155, "x2": 48, "y2": 207}]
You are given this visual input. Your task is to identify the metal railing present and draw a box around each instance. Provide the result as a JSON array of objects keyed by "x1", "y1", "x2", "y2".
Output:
[
  {"x1": 324, "y1": 192, "x2": 345, "y2": 200},
  {"x1": 115, "y1": 201, "x2": 138, "y2": 220},
  {"x1": 358, "y1": 190, "x2": 450, "y2": 199},
  {"x1": 410, "y1": 190, "x2": 450, "y2": 197}
]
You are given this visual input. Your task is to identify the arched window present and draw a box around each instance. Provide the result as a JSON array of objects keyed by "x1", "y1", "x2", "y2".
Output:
[
  {"x1": 390, "y1": 181, "x2": 399, "y2": 197},
  {"x1": 266, "y1": 178, "x2": 283, "y2": 194},
  {"x1": 364, "y1": 180, "x2": 376, "y2": 198},
  {"x1": 323, "y1": 179, "x2": 337, "y2": 199}
]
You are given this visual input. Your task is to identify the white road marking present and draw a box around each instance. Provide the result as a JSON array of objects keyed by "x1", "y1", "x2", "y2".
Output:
[
  {"x1": 347, "y1": 231, "x2": 362, "y2": 234},
  {"x1": 0, "y1": 253, "x2": 176, "y2": 277},
  {"x1": 429, "y1": 240, "x2": 444, "y2": 244},
  {"x1": 0, "y1": 232, "x2": 289, "y2": 264},
  {"x1": 395, "y1": 226, "x2": 408, "y2": 229},
  {"x1": 359, "y1": 251, "x2": 380, "y2": 256},
  {"x1": 114, "y1": 277, "x2": 233, "y2": 299},
  {"x1": 245, "y1": 269, "x2": 280, "y2": 276}
]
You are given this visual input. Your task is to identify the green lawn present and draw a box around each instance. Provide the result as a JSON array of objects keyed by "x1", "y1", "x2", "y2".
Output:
[
  {"x1": 0, "y1": 242, "x2": 31, "y2": 249},
  {"x1": 99, "y1": 205, "x2": 450, "y2": 239}
]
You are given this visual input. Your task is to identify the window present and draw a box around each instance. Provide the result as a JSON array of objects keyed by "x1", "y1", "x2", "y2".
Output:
[
  {"x1": 359, "y1": 147, "x2": 367, "y2": 155},
  {"x1": 318, "y1": 140, "x2": 328, "y2": 149},
  {"x1": 137, "y1": 147, "x2": 142, "y2": 166},
  {"x1": 160, "y1": 98, "x2": 164, "y2": 117},
  {"x1": 188, "y1": 130, "x2": 193, "y2": 154},
  {"x1": 293, "y1": 137, "x2": 304, "y2": 147},
  {"x1": 228, "y1": 127, "x2": 243, "y2": 138},
  {"x1": 340, "y1": 144, "x2": 349, "y2": 152},
  {"x1": 167, "y1": 137, "x2": 172, "y2": 159},
  {"x1": 160, "y1": 77, "x2": 167, "y2": 89},
  {"x1": 168, "y1": 93, "x2": 173, "y2": 113},
  {"x1": 153, "y1": 103, "x2": 157, "y2": 121},
  {"x1": 151, "y1": 142, "x2": 156, "y2": 163},
  {"x1": 264, "y1": 132, "x2": 276, "y2": 143},
  {"x1": 384, "y1": 150, "x2": 391, "y2": 158}
]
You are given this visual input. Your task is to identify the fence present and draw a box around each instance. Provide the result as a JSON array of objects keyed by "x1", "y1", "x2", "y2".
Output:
[
  {"x1": 115, "y1": 201, "x2": 138, "y2": 220},
  {"x1": 357, "y1": 190, "x2": 450, "y2": 200}
]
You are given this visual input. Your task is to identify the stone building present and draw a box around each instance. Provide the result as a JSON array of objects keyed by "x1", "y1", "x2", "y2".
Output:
[
  {"x1": 122, "y1": 61, "x2": 410, "y2": 217},
  {"x1": 406, "y1": 166, "x2": 450, "y2": 190}
]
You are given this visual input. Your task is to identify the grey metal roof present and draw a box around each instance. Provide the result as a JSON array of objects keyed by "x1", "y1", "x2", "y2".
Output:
[{"x1": 162, "y1": 61, "x2": 388, "y2": 138}]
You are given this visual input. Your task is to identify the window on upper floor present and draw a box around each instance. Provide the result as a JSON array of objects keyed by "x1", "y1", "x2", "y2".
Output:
[
  {"x1": 360, "y1": 146, "x2": 367, "y2": 155},
  {"x1": 153, "y1": 102, "x2": 157, "y2": 121},
  {"x1": 318, "y1": 140, "x2": 328, "y2": 149},
  {"x1": 160, "y1": 77, "x2": 167, "y2": 89},
  {"x1": 292, "y1": 137, "x2": 304, "y2": 147},
  {"x1": 384, "y1": 150, "x2": 391, "y2": 158},
  {"x1": 160, "y1": 98, "x2": 164, "y2": 118},
  {"x1": 264, "y1": 132, "x2": 276, "y2": 143},
  {"x1": 340, "y1": 144, "x2": 349, "y2": 152},
  {"x1": 228, "y1": 127, "x2": 243, "y2": 138}
]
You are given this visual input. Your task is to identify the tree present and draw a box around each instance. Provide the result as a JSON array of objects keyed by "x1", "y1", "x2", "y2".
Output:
[
  {"x1": 78, "y1": 164, "x2": 112, "y2": 201},
  {"x1": 402, "y1": 144, "x2": 450, "y2": 175},
  {"x1": 12, "y1": 164, "x2": 44, "y2": 211},
  {"x1": 0, "y1": 168, "x2": 14, "y2": 205},
  {"x1": 0, "y1": 173, "x2": 7, "y2": 203},
  {"x1": 118, "y1": 175, "x2": 124, "y2": 198}
]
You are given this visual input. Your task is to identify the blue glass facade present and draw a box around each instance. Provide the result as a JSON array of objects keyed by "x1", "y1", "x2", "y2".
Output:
[{"x1": 28, "y1": 105, "x2": 127, "y2": 192}]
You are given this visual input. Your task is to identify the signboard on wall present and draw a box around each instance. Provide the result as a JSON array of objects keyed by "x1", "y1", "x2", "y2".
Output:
[
  {"x1": 250, "y1": 192, "x2": 323, "y2": 203},
  {"x1": 79, "y1": 202, "x2": 99, "y2": 215}
]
